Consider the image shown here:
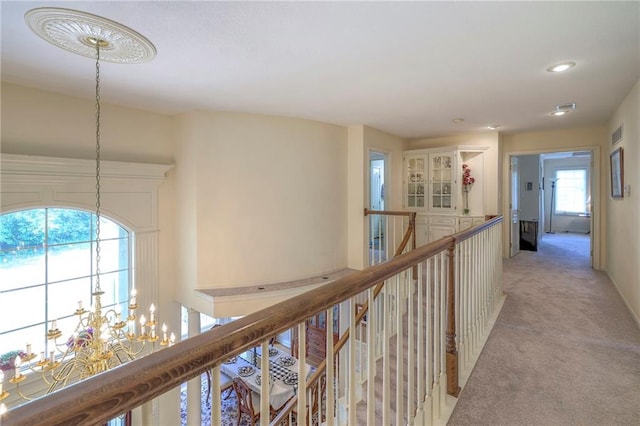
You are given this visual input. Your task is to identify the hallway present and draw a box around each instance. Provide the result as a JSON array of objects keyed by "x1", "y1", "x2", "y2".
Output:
[{"x1": 448, "y1": 233, "x2": 640, "y2": 425}]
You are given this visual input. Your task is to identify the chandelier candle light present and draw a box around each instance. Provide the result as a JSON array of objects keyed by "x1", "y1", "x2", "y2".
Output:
[
  {"x1": 461, "y1": 163, "x2": 475, "y2": 215},
  {"x1": 0, "y1": 8, "x2": 174, "y2": 411}
]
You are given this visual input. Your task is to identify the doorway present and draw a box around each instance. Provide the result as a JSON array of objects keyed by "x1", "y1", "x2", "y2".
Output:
[
  {"x1": 510, "y1": 150, "x2": 594, "y2": 267},
  {"x1": 369, "y1": 151, "x2": 386, "y2": 251}
]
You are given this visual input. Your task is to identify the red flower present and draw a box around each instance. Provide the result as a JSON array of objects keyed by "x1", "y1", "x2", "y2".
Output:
[{"x1": 462, "y1": 164, "x2": 476, "y2": 187}]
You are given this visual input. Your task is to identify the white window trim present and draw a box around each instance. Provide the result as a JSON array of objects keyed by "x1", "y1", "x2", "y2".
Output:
[{"x1": 1, "y1": 154, "x2": 173, "y2": 330}]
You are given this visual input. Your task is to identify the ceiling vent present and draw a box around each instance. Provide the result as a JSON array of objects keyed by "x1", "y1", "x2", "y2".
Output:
[
  {"x1": 611, "y1": 124, "x2": 623, "y2": 145},
  {"x1": 556, "y1": 102, "x2": 576, "y2": 111}
]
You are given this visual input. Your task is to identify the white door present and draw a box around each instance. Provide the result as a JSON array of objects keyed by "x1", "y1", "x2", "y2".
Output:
[{"x1": 510, "y1": 156, "x2": 520, "y2": 257}]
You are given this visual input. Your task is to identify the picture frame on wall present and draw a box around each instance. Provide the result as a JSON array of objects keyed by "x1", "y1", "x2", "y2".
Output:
[{"x1": 610, "y1": 147, "x2": 624, "y2": 198}]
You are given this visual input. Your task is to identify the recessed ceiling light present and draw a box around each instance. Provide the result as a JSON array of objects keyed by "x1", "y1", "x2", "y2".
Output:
[
  {"x1": 550, "y1": 110, "x2": 567, "y2": 116},
  {"x1": 452, "y1": 118, "x2": 464, "y2": 123},
  {"x1": 487, "y1": 124, "x2": 500, "y2": 130},
  {"x1": 546, "y1": 61, "x2": 576, "y2": 73}
]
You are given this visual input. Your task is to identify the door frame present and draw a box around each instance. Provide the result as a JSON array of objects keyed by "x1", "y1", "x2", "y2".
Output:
[
  {"x1": 510, "y1": 156, "x2": 520, "y2": 257},
  {"x1": 504, "y1": 147, "x2": 600, "y2": 269}
]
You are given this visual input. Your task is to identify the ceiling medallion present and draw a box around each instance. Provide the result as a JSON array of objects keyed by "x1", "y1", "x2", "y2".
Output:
[{"x1": 25, "y1": 7, "x2": 156, "y2": 63}]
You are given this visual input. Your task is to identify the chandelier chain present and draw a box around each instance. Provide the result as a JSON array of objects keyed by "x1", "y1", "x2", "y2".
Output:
[
  {"x1": 95, "y1": 43, "x2": 102, "y2": 293},
  {"x1": 0, "y1": 12, "x2": 175, "y2": 410}
]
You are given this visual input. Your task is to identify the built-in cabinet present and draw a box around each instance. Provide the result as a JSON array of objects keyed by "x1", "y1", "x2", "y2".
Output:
[
  {"x1": 291, "y1": 306, "x2": 339, "y2": 367},
  {"x1": 404, "y1": 146, "x2": 487, "y2": 245}
]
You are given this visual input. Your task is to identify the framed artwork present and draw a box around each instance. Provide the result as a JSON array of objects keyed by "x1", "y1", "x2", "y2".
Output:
[{"x1": 610, "y1": 147, "x2": 624, "y2": 198}]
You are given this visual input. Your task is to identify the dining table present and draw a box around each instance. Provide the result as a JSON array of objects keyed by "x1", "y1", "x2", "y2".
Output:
[{"x1": 220, "y1": 345, "x2": 313, "y2": 410}]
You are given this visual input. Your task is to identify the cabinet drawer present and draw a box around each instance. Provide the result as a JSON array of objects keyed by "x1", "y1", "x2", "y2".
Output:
[
  {"x1": 459, "y1": 217, "x2": 473, "y2": 231},
  {"x1": 472, "y1": 217, "x2": 485, "y2": 226},
  {"x1": 428, "y1": 216, "x2": 456, "y2": 225}
]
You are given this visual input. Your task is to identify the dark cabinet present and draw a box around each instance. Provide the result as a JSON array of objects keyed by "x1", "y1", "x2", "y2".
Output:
[
  {"x1": 520, "y1": 220, "x2": 538, "y2": 251},
  {"x1": 291, "y1": 306, "x2": 339, "y2": 367}
]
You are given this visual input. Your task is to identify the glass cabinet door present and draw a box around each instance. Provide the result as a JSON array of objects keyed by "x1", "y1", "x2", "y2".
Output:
[
  {"x1": 406, "y1": 156, "x2": 426, "y2": 209},
  {"x1": 429, "y1": 153, "x2": 454, "y2": 211}
]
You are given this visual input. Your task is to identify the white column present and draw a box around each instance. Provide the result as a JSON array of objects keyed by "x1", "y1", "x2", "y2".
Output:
[
  {"x1": 134, "y1": 231, "x2": 163, "y2": 425},
  {"x1": 187, "y1": 308, "x2": 202, "y2": 425}
]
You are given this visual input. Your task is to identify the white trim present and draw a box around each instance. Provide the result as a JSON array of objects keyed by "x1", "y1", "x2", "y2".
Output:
[{"x1": 1, "y1": 153, "x2": 173, "y2": 182}]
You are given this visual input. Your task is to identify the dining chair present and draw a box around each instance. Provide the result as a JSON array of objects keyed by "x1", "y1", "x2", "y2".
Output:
[
  {"x1": 232, "y1": 377, "x2": 261, "y2": 426},
  {"x1": 292, "y1": 374, "x2": 327, "y2": 426}
]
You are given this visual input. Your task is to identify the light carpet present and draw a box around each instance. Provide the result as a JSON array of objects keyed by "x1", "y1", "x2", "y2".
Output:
[{"x1": 448, "y1": 233, "x2": 640, "y2": 425}]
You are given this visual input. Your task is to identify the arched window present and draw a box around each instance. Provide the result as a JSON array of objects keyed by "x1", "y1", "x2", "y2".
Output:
[{"x1": 0, "y1": 208, "x2": 130, "y2": 358}]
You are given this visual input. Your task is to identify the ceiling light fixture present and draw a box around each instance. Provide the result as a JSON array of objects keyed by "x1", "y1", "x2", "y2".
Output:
[
  {"x1": 452, "y1": 118, "x2": 465, "y2": 123},
  {"x1": 546, "y1": 61, "x2": 576, "y2": 73},
  {"x1": 0, "y1": 8, "x2": 171, "y2": 411},
  {"x1": 487, "y1": 125, "x2": 500, "y2": 130}
]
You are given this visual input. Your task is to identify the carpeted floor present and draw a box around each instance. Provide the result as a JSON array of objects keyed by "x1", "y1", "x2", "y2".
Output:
[{"x1": 448, "y1": 232, "x2": 640, "y2": 425}]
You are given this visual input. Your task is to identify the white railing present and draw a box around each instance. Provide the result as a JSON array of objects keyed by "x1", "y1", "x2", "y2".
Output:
[
  {"x1": 455, "y1": 219, "x2": 504, "y2": 387},
  {"x1": 4, "y1": 218, "x2": 503, "y2": 426},
  {"x1": 267, "y1": 216, "x2": 503, "y2": 425}
]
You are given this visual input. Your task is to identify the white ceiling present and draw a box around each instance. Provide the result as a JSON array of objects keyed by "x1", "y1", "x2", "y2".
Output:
[{"x1": 2, "y1": 1, "x2": 639, "y2": 139}]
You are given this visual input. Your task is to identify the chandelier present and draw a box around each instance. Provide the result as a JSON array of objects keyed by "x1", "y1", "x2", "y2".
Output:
[{"x1": 0, "y1": 8, "x2": 173, "y2": 413}]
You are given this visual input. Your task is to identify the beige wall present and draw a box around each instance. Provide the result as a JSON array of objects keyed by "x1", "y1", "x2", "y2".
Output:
[
  {"x1": 606, "y1": 80, "x2": 640, "y2": 324},
  {"x1": 174, "y1": 111, "x2": 349, "y2": 316},
  {"x1": 502, "y1": 127, "x2": 607, "y2": 269},
  {"x1": 1, "y1": 83, "x2": 174, "y2": 163},
  {"x1": 347, "y1": 125, "x2": 366, "y2": 269},
  {"x1": 407, "y1": 131, "x2": 501, "y2": 215},
  {"x1": 347, "y1": 125, "x2": 405, "y2": 269}
]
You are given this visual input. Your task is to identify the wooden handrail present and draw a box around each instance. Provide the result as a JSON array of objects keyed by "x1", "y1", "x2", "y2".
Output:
[
  {"x1": 364, "y1": 208, "x2": 416, "y2": 217},
  {"x1": 453, "y1": 215, "x2": 502, "y2": 243},
  {"x1": 5, "y1": 215, "x2": 502, "y2": 426}
]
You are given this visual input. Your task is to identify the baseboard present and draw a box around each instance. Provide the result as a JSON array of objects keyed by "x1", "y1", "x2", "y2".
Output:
[
  {"x1": 607, "y1": 271, "x2": 640, "y2": 330},
  {"x1": 457, "y1": 293, "x2": 507, "y2": 389}
]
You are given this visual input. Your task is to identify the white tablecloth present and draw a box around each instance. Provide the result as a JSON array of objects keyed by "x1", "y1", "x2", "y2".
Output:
[{"x1": 220, "y1": 346, "x2": 312, "y2": 410}]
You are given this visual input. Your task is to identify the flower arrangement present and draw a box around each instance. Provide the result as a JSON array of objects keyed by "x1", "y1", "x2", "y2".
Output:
[
  {"x1": 461, "y1": 164, "x2": 476, "y2": 214},
  {"x1": 66, "y1": 327, "x2": 94, "y2": 350},
  {"x1": 462, "y1": 164, "x2": 475, "y2": 190},
  {"x1": 0, "y1": 350, "x2": 27, "y2": 371}
]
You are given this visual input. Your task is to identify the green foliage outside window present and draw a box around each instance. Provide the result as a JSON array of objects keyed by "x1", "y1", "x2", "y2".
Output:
[{"x1": 0, "y1": 208, "x2": 93, "y2": 251}]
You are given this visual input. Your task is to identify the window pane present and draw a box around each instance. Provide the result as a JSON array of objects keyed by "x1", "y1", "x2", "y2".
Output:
[
  {"x1": 0, "y1": 323, "x2": 47, "y2": 356},
  {"x1": 0, "y1": 245, "x2": 46, "y2": 290},
  {"x1": 97, "y1": 238, "x2": 129, "y2": 274},
  {"x1": 0, "y1": 285, "x2": 46, "y2": 332},
  {"x1": 0, "y1": 207, "x2": 130, "y2": 363},
  {"x1": 48, "y1": 243, "x2": 92, "y2": 282},
  {"x1": 95, "y1": 217, "x2": 127, "y2": 240},
  {"x1": 48, "y1": 209, "x2": 92, "y2": 245},
  {"x1": 555, "y1": 169, "x2": 587, "y2": 213},
  {"x1": 0, "y1": 208, "x2": 45, "y2": 249},
  {"x1": 98, "y1": 271, "x2": 129, "y2": 305},
  {"x1": 48, "y1": 277, "x2": 93, "y2": 320}
]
